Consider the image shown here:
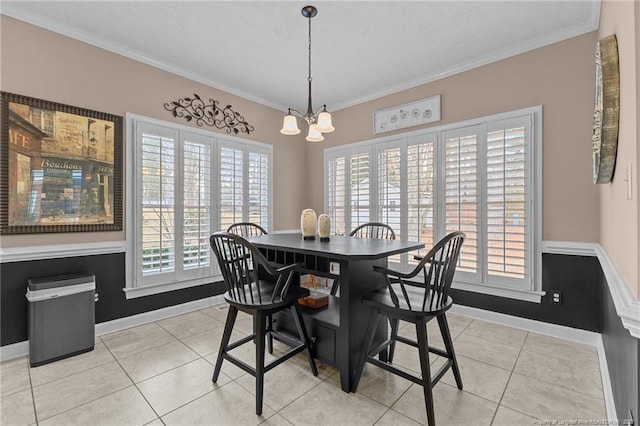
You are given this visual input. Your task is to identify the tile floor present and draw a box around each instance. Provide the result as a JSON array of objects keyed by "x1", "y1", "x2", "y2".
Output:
[{"x1": 0, "y1": 304, "x2": 606, "y2": 425}]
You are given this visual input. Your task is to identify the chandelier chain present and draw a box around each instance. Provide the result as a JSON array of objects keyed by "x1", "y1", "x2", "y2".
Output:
[{"x1": 308, "y1": 13, "x2": 312, "y2": 82}]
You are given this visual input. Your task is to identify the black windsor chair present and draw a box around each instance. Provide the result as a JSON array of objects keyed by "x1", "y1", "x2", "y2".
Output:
[
  {"x1": 227, "y1": 222, "x2": 269, "y2": 237},
  {"x1": 352, "y1": 231, "x2": 466, "y2": 426},
  {"x1": 209, "y1": 232, "x2": 318, "y2": 415},
  {"x1": 329, "y1": 222, "x2": 397, "y2": 296},
  {"x1": 226, "y1": 222, "x2": 279, "y2": 354}
]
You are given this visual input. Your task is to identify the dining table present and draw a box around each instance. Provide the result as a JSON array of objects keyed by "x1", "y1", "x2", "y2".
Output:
[{"x1": 247, "y1": 232, "x2": 424, "y2": 392}]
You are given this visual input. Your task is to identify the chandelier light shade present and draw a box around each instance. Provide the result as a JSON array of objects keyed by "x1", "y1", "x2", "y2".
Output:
[{"x1": 280, "y1": 5, "x2": 334, "y2": 141}]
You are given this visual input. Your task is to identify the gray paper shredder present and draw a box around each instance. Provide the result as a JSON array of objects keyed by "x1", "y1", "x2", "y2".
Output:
[{"x1": 26, "y1": 273, "x2": 96, "y2": 367}]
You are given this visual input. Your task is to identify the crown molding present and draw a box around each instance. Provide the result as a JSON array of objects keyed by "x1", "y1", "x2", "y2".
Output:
[
  {"x1": 2, "y1": 1, "x2": 600, "y2": 114},
  {"x1": 333, "y1": 3, "x2": 601, "y2": 111},
  {"x1": 0, "y1": 6, "x2": 285, "y2": 112}
]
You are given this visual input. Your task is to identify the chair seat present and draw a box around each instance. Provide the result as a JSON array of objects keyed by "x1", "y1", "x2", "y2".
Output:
[
  {"x1": 362, "y1": 283, "x2": 452, "y2": 316},
  {"x1": 225, "y1": 282, "x2": 310, "y2": 310}
]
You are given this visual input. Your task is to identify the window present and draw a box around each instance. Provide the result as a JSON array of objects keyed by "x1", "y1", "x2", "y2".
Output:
[
  {"x1": 126, "y1": 115, "x2": 272, "y2": 298},
  {"x1": 324, "y1": 107, "x2": 541, "y2": 301},
  {"x1": 30, "y1": 108, "x2": 55, "y2": 136}
]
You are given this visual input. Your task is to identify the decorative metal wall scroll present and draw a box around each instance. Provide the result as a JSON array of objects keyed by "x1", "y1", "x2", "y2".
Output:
[
  {"x1": 373, "y1": 95, "x2": 441, "y2": 134},
  {"x1": 164, "y1": 93, "x2": 254, "y2": 135}
]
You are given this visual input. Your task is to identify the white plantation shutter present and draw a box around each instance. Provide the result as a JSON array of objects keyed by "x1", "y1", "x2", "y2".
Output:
[
  {"x1": 350, "y1": 153, "x2": 370, "y2": 228},
  {"x1": 248, "y1": 150, "x2": 270, "y2": 228},
  {"x1": 128, "y1": 116, "x2": 272, "y2": 294},
  {"x1": 327, "y1": 156, "x2": 347, "y2": 235},
  {"x1": 182, "y1": 138, "x2": 212, "y2": 271},
  {"x1": 139, "y1": 125, "x2": 176, "y2": 278},
  {"x1": 406, "y1": 136, "x2": 436, "y2": 263},
  {"x1": 485, "y1": 117, "x2": 531, "y2": 286},
  {"x1": 378, "y1": 146, "x2": 402, "y2": 236},
  {"x1": 443, "y1": 127, "x2": 481, "y2": 277},
  {"x1": 220, "y1": 146, "x2": 244, "y2": 232},
  {"x1": 323, "y1": 108, "x2": 540, "y2": 299}
]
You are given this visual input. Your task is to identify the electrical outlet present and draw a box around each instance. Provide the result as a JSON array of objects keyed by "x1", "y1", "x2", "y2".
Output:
[
  {"x1": 551, "y1": 291, "x2": 562, "y2": 304},
  {"x1": 94, "y1": 292, "x2": 99, "y2": 302},
  {"x1": 329, "y1": 262, "x2": 340, "y2": 275}
]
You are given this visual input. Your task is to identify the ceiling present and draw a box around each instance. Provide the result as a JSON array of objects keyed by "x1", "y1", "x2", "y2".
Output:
[{"x1": 2, "y1": 1, "x2": 600, "y2": 112}]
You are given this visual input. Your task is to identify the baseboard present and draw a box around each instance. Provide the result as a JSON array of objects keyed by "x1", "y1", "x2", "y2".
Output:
[
  {"x1": 0, "y1": 340, "x2": 29, "y2": 362},
  {"x1": 596, "y1": 335, "x2": 618, "y2": 421},
  {"x1": 94, "y1": 294, "x2": 225, "y2": 336},
  {"x1": 450, "y1": 304, "x2": 601, "y2": 345},
  {"x1": 0, "y1": 294, "x2": 225, "y2": 362}
]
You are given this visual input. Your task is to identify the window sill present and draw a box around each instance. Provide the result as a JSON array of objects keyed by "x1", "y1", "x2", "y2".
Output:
[
  {"x1": 123, "y1": 275, "x2": 221, "y2": 299},
  {"x1": 452, "y1": 281, "x2": 545, "y2": 303}
]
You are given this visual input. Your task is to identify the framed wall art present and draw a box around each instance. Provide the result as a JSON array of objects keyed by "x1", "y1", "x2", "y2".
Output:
[
  {"x1": 373, "y1": 95, "x2": 441, "y2": 134},
  {"x1": 1, "y1": 92, "x2": 123, "y2": 234},
  {"x1": 592, "y1": 34, "x2": 620, "y2": 184}
]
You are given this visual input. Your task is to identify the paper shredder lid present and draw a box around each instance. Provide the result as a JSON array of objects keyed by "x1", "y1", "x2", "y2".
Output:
[{"x1": 27, "y1": 273, "x2": 95, "y2": 291}]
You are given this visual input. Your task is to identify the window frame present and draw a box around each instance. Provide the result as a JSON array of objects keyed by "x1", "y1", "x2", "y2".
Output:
[
  {"x1": 324, "y1": 106, "x2": 543, "y2": 302},
  {"x1": 125, "y1": 114, "x2": 273, "y2": 299}
]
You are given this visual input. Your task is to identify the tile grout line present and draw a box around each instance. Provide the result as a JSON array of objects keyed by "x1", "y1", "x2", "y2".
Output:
[
  {"x1": 99, "y1": 333, "x2": 166, "y2": 424},
  {"x1": 26, "y1": 356, "x2": 40, "y2": 425},
  {"x1": 489, "y1": 330, "x2": 532, "y2": 424}
]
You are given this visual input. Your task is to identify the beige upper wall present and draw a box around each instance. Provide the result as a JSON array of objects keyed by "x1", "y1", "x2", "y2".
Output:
[
  {"x1": 0, "y1": 16, "x2": 308, "y2": 248},
  {"x1": 306, "y1": 32, "x2": 600, "y2": 244},
  {"x1": 598, "y1": 0, "x2": 639, "y2": 298}
]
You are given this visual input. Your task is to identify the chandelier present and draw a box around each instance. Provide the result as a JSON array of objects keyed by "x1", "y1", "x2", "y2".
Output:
[{"x1": 280, "y1": 5, "x2": 334, "y2": 142}]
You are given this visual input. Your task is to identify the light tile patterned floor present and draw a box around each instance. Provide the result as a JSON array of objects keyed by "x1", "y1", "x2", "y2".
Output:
[{"x1": 0, "y1": 305, "x2": 606, "y2": 426}]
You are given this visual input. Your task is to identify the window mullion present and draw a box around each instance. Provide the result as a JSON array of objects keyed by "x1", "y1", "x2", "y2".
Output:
[
  {"x1": 175, "y1": 132, "x2": 185, "y2": 277},
  {"x1": 370, "y1": 146, "x2": 378, "y2": 224},
  {"x1": 399, "y1": 139, "x2": 408, "y2": 266},
  {"x1": 243, "y1": 144, "x2": 249, "y2": 222},
  {"x1": 478, "y1": 125, "x2": 488, "y2": 286}
]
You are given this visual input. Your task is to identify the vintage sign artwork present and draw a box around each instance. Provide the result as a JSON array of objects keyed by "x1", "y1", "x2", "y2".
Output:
[{"x1": 1, "y1": 92, "x2": 123, "y2": 234}]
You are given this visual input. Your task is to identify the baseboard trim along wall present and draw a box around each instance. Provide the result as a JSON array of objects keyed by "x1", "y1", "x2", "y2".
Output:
[
  {"x1": 543, "y1": 240, "x2": 640, "y2": 339},
  {"x1": 0, "y1": 294, "x2": 225, "y2": 361},
  {"x1": 596, "y1": 335, "x2": 618, "y2": 422}
]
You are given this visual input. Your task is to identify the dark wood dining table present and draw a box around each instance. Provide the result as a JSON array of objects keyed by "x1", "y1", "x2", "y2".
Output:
[{"x1": 248, "y1": 232, "x2": 424, "y2": 392}]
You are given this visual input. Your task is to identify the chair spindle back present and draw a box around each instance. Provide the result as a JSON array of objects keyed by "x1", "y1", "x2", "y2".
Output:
[
  {"x1": 227, "y1": 222, "x2": 268, "y2": 237},
  {"x1": 377, "y1": 231, "x2": 465, "y2": 312},
  {"x1": 350, "y1": 222, "x2": 396, "y2": 240},
  {"x1": 210, "y1": 232, "x2": 295, "y2": 306}
]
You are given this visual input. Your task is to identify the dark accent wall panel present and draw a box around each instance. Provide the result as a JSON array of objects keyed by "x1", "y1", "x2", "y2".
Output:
[
  {"x1": 601, "y1": 272, "x2": 639, "y2": 422},
  {"x1": 0, "y1": 251, "x2": 604, "y2": 347},
  {"x1": 1, "y1": 252, "x2": 224, "y2": 346},
  {"x1": 451, "y1": 253, "x2": 601, "y2": 331}
]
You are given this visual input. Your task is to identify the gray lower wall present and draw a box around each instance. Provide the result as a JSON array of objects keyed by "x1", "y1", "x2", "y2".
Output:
[{"x1": 601, "y1": 271, "x2": 639, "y2": 423}]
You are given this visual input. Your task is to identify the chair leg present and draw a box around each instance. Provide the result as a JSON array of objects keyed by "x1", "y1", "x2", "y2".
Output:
[
  {"x1": 351, "y1": 307, "x2": 380, "y2": 392},
  {"x1": 212, "y1": 305, "x2": 238, "y2": 383},
  {"x1": 437, "y1": 314, "x2": 463, "y2": 389},
  {"x1": 291, "y1": 303, "x2": 318, "y2": 376},
  {"x1": 416, "y1": 317, "x2": 436, "y2": 426},
  {"x1": 267, "y1": 314, "x2": 274, "y2": 355},
  {"x1": 388, "y1": 317, "x2": 399, "y2": 364},
  {"x1": 255, "y1": 312, "x2": 267, "y2": 416}
]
